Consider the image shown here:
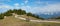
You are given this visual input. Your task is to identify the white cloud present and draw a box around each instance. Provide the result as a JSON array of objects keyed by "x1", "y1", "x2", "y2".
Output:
[
  {"x1": 0, "y1": 4, "x2": 14, "y2": 9},
  {"x1": 33, "y1": 3, "x2": 60, "y2": 15},
  {"x1": 14, "y1": 3, "x2": 20, "y2": 6},
  {"x1": 24, "y1": 0, "x2": 28, "y2": 4},
  {"x1": 0, "y1": 1, "x2": 60, "y2": 15},
  {"x1": 0, "y1": 3, "x2": 14, "y2": 13},
  {"x1": 14, "y1": 3, "x2": 20, "y2": 9},
  {"x1": 21, "y1": 6, "x2": 31, "y2": 12},
  {"x1": 20, "y1": 3, "x2": 60, "y2": 15},
  {"x1": 0, "y1": 3, "x2": 20, "y2": 9}
]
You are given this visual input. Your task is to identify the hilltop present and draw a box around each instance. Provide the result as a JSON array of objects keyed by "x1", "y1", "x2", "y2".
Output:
[{"x1": 0, "y1": 9, "x2": 43, "y2": 20}]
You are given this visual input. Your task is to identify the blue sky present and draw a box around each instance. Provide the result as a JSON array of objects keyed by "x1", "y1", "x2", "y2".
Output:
[{"x1": 0, "y1": 0, "x2": 60, "y2": 15}]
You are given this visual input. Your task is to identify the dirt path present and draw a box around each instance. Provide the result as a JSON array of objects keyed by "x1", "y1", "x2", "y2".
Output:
[
  {"x1": 15, "y1": 16, "x2": 60, "y2": 23},
  {"x1": 30, "y1": 19, "x2": 60, "y2": 23}
]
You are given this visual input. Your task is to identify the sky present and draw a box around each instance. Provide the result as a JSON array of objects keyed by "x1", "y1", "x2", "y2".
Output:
[{"x1": 0, "y1": 0, "x2": 60, "y2": 16}]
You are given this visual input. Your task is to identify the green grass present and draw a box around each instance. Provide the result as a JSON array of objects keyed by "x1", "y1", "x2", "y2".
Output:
[{"x1": 0, "y1": 16, "x2": 60, "y2": 26}]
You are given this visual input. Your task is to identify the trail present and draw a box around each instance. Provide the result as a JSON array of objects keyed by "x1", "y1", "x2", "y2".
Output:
[{"x1": 15, "y1": 15, "x2": 60, "y2": 23}]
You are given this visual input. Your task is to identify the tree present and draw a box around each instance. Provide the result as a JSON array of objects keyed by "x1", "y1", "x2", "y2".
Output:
[
  {"x1": 26, "y1": 12, "x2": 33, "y2": 16},
  {"x1": 21, "y1": 10, "x2": 26, "y2": 14},
  {"x1": 3, "y1": 9, "x2": 12, "y2": 16},
  {"x1": 12, "y1": 9, "x2": 18, "y2": 13}
]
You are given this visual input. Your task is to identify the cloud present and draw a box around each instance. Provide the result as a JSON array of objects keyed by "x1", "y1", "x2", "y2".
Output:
[
  {"x1": 0, "y1": 0, "x2": 60, "y2": 15},
  {"x1": 21, "y1": 6, "x2": 31, "y2": 12},
  {"x1": 0, "y1": 3, "x2": 14, "y2": 13},
  {"x1": 0, "y1": 4, "x2": 14, "y2": 9},
  {"x1": 20, "y1": 3, "x2": 60, "y2": 15},
  {"x1": 0, "y1": 3, "x2": 21, "y2": 13},
  {"x1": 33, "y1": 3, "x2": 60, "y2": 15},
  {"x1": 0, "y1": 3, "x2": 20, "y2": 9},
  {"x1": 24, "y1": 0, "x2": 28, "y2": 4},
  {"x1": 0, "y1": 0, "x2": 11, "y2": 2},
  {"x1": 14, "y1": 3, "x2": 20, "y2": 9},
  {"x1": 14, "y1": 3, "x2": 20, "y2": 6}
]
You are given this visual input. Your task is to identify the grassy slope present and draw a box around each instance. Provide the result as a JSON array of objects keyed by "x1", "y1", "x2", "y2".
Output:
[
  {"x1": 20, "y1": 15, "x2": 40, "y2": 20},
  {"x1": 0, "y1": 16, "x2": 60, "y2": 26},
  {"x1": 0, "y1": 16, "x2": 27, "y2": 26}
]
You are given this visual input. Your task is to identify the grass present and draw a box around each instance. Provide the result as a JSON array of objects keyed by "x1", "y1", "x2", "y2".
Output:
[
  {"x1": 20, "y1": 15, "x2": 41, "y2": 20},
  {"x1": 0, "y1": 16, "x2": 60, "y2": 26}
]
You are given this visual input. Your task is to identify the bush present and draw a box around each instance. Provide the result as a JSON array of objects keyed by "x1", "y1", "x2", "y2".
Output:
[
  {"x1": 26, "y1": 12, "x2": 44, "y2": 19},
  {"x1": 0, "y1": 14, "x2": 4, "y2": 19},
  {"x1": 26, "y1": 12, "x2": 33, "y2": 16},
  {"x1": 3, "y1": 12, "x2": 12, "y2": 16},
  {"x1": 55, "y1": 16, "x2": 60, "y2": 19}
]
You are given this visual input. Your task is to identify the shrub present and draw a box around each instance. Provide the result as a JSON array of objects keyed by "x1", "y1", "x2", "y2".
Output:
[{"x1": 0, "y1": 14, "x2": 4, "y2": 19}]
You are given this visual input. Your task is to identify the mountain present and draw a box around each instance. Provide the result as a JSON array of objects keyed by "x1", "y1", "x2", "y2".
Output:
[{"x1": 37, "y1": 12, "x2": 60, "y2": 19}]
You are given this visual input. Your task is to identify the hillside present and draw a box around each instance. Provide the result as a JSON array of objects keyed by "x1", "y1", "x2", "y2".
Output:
[
  {"x1": 0, "y1": 16, "x2": 60, "y2": 26},
  {"x1": 0, "y1": 9, "x2": 60, "y2": 26},
  {"x1": 0, "y1": 16, "x2": 33, "y2": 26},
  {"x1": 0, "y1": 9, "x2": 44, "y2": 20}
]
